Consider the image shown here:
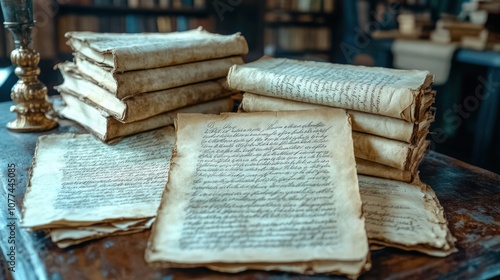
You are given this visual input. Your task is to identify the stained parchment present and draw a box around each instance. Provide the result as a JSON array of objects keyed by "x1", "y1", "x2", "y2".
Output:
[
  {"x1": 58, "y1": 92, "x2": 234, "y2": 143},
  {"x1": 22, "y1": 128, "x2": 174, "y2": 230},
  {"x1": 146, "y1": 110, "x2": 370, "y2": 277},
  {"x1": 240, "y1": 92, "x2": 434, "y2": 144}
]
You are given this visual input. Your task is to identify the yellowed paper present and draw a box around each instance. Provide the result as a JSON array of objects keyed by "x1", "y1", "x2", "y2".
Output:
[
  {"x1": 227, "y1": 57, "x2": 434, "y2": 122},
  {"x1": 54, "y1": 228, "x2": 147, "y2": 249},
  {"x1": 57, "y1": 62, "x2": 235, "y2": 122},
  {"x1": 76, "y1": 55, "x2": 244, "y2": 99},
  {"x1": 52, "y1": 218, "x2": 155, "y2": 248},
  {"x1": 352, "y1": 132, "x2": 422, "y2": 170},
  {"x1": 146, "y1": 110, "x2": 370, "y2": 277},
  {"x1": 66, "y1": 27, "x2": 249, "y2": 72},
  {"x1": 240, "y1": 92, "x2": 434, "y2": 143},
  {"x1": 58, "y1": 92, "x2": 234, "y2": 143},
  {"x1": 22, "y1": 128, "x2": 174, "y2": 230},
  {"x1": 359, "y1": 175, "x2": 456, "y2": 257}
]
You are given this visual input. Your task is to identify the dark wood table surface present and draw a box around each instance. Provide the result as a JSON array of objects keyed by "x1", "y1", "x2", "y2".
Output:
[{"x1": 0, "y1": 100, "x2": 499, "y2": 280}]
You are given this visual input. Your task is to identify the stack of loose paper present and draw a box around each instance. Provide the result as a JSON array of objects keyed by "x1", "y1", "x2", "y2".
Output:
[
  {"x1": 55, "y1": 27, "x2": 248, "y2": 143},
  {"x1": 22, "y1": 128, "x2": 174, "y2": 248},
  {"x1": 229, "y1": 57, "x2": 436, "y2": 182}
]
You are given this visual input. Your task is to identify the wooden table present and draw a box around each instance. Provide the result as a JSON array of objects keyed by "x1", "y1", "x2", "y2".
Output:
[{"x1": 0, "y1": 100, "x2": 499, "y2": 280}]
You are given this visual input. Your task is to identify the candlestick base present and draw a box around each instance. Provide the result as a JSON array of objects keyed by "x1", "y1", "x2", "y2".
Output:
[{"x1": 4, "y1": 24, "x2": 58, "y2": 132}]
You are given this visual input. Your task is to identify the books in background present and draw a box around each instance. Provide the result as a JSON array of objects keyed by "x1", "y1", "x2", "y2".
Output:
[
  {"x1": 53, "y1": 0, "x2": 214, "y2": 56},
  {"x1": 263, "y1": 0, "x2": 335, "y2": 61},
  {"x1": 146, "y1": 109, "x2": 372, "y2": 277},
  {"x1": 55, "y1": 28, "x2": 248, "y2": 142},
  {"x1": 265, "y1": 26, "x2": 331, "y2": 51},
  {"x1": 266, "y1": 0, "x2": 335, "y2": 12}
]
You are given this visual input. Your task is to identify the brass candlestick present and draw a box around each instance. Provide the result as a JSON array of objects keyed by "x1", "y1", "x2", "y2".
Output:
[{"x1": 1, "y1": 0, "x2": 57, "y2": 132}]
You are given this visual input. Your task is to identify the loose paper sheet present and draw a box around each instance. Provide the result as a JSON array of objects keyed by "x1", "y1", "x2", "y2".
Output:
[
  {"x1": 356, "y1": 158, "x2": 414, "y2": 182},
  {"x1": 359, "y1": 175, "x2": 456, "y2": 256},
  {"x1": 51, "y1": 218, "x2": 155, "y2": 248},
  {"x1": 228, "y1": 57, "x2": 434, "y2": 122},
  {"x1": 22, "y1": 128, "x2": 175, "y2": 229},
  {"x1": 146, "y1": 110, "x2": 370, "y2": 277}
]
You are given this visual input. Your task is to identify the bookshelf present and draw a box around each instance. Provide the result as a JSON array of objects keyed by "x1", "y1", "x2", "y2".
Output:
[
  {"x1": 53, "y1": 0, "x2": 213, "y2": 59},
  {"x1": 262, "y1": 0, "x2": 338, "y2": 62}
]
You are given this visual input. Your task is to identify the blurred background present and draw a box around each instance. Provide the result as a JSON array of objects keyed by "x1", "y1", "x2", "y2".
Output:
[{"x1": 0, "y1": 0, "x2": 499, "y2": 174}]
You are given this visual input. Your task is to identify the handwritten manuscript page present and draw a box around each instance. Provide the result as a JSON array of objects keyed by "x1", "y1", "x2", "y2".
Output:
[
  {"x1": 22, "y1": 128, "x2": 174, "y2": 229},
  {"x1": 146, "y1": 110, "x2": 370, "y2": 277},
  {"x1": 359, "y1": 175, "x2": 456, "y2": 256},
  {"x1": 240, "y1": 92, "x2": 434, "y2": 144}
]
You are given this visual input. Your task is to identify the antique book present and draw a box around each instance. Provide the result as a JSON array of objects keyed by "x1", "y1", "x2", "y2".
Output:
[
  {"x1": 74, "y1": 54, "x2": 244, "y2": 99},
  {"x1": 57, "y1": 92, "x2": 234, "y2": 143},
  {"x1": 356, "y1": 158, "x2": 414, "y2": 182},
  {"x1": 146, "y1": 109, "x2": 371, "y2": 277},
  {"x1": 22, "y1": 128, "x2": 174, "y2": 231},
  {"x1": 352, "y1": 132, "x2": 429, "y2": 170},
  {"x1": 227, "y1": 57, "x2": 435, "y2": 122},
  {"x1": 66, "y1": 27, "x2": 249, "y2": 72},
  {"x1": 240, "y1": 93, "x2": 434, "y2": 144},
  {"x1": 359, "y1": 175, "x2": 456, "y2": 256},
  {"x1": 57, "y1": 62, "x2": 235, "y2": 123}
]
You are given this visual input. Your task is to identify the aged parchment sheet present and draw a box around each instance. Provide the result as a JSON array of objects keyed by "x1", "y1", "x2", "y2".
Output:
[
  {"x1": 51, "y1": 218, "x2": 155, "y2": 248},
  {"x1": 75, "y1": 55, "x2": 243, "y2": 99},
  {"x1": 240, "y1": 92, "x2": 434, "y2": 144},
  {"x1": 22, "y1": 128, "x2": 174, "y2": 229},
  {"x1": 359, "y1": 175, "x2": 456, "y2": 256},
  {"x1": 146, "y1": 110, "x2": 370, "y2": 277}
]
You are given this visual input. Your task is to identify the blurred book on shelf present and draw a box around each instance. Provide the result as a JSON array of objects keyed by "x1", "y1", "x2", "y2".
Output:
[
  {"x1": 263, "y1": 0, "x2": 336, "y2": 62},
  {"x1": 19, "y1": 0, "x2": 213, "y2": 61}
]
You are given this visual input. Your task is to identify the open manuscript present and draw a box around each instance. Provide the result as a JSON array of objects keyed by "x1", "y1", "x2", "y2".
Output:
[
  {"x1": 22, "y1": 128, "x2": 174, "y2": 247},
  {"x1": 146, "y1": 109, "x2": 371, "y2": 277}
]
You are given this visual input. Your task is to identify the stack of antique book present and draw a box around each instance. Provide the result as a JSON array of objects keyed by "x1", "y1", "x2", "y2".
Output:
[
  {"x1": 54, "y1": 27, "x2": 248, "y2": 143},
  {"x1": 229, "y1": 57, "x2": 436, "y2": 183}
]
